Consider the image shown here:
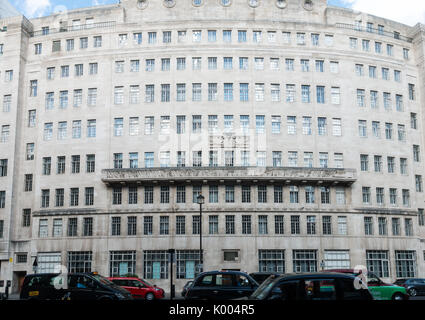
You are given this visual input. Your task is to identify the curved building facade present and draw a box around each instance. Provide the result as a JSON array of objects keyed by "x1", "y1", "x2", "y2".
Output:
[{"x1": 0, "y1": 0, "x2": 425, "y2": 293}]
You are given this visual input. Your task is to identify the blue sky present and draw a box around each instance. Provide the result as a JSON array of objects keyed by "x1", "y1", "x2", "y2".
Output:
[{"x1": 9, "y1": 0, "x2": 425, "y2": 26}]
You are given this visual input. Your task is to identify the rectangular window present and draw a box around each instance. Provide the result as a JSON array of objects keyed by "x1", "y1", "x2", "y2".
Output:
[
  {"x1": 85, "y1": 187, "x2": 94, "y2": 206},
  {"x1": 39, "y1": 219, "x2": 48, "y2": 238},
  {"x1": 259, "y1": 250, "x2": 285, "y2": 273},
  {"x1": 324, "y1": 250, "x2": 350, "y2": 270},
  {"x1": 143, "y1": 250, "x2": 168, "y2": 279},
  {"x1": 413, "y1": 145, "x2": 420, "y2": 162},
  {"x1": 162, "y1": 58, "x2": 170, "y2": 71},
  {"x1": 240, "y1": 83, "x2": 249, "y2": 102},
  {"x1": 163, "y1": 31, "x2": 171, "y2": 43},
  {"x1": 289, "y1": 186, "x2": 299, "y2": 203},
  {"x1": 256, "y1": 115, "x2": 265, "y2": 134},
  {"x1": 242, "y1": 215, "x2": 251, "y2": 234},
  {"x1": 70, "y1": 188, "x2": 79, "y2": 207},
  {"x1": 293, "y1": 250, "x2": 317, "y2": 273},
  {"x1": 68, "y1": 218, "x2": 78, "y2": 237},
  {"x1": 258, "y1": 216, "x2": 268, "y2": 235},
  {"x1": 307, "y1": 216, "x2": 316, "y2": 235},
  {"x1": 225, "y1": 186, "x2": 235, "y2": 203},
  {"x1": 395, "y1": 251, "x2": 416, "y2": 278},
  {"x1": 301, "y1": 85, "x2": 311, "y2": 103},
  {"x1": 160, "y1": 216, "x2": 169, "y2": 235},
  {"x1": 209, "y1": 186, "x2": 218, "y2": 203},
  {"x1": 144, "y1": 216, "x2": 153, "y2": 235},
  {"x1": 145, "y1": 85, "x2": 155, "y2": 103},
  {"x1": 111, "y1": 217, "x2": 121, "y2": 236},
  {"x1": 176, "y1": 216, "x2": 186, "y2": 235},
  {"x1": 364, "y1": 217, "x2": 373, "y2": 235},
  {"x1": 291, "y1": 216, "x2": 300, "y2": 235},
  {"x1": 224, "y1": 83, "x2": 233, "y2": 101},
  {"x1": 392, "y1": 218, "x2": 401, "y2": 235},
  {"x1": 225, "y1": 215, "x2": 235, "y2": 234}
]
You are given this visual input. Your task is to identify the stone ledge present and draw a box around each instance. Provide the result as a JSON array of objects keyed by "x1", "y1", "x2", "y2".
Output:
[{"x1": 101, "y1": 166, "x2": 357, "y2": 186}]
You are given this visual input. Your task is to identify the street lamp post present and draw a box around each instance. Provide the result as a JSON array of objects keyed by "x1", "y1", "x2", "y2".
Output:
[{"x1": 196, "y1": 193, "x2": 205, "y2": 274}]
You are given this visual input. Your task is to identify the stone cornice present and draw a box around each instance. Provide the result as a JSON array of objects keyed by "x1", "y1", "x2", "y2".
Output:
[{"x1": 101, "y1": 166, "x2": 357, "y2": 186}]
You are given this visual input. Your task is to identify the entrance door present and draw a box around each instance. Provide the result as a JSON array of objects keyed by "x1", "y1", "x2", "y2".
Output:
[{"x1": 13, "y1": 271, "x2": 27, "y2": 294}]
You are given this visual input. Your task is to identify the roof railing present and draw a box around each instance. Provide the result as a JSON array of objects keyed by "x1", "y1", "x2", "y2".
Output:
[{"x1": 30, "y1": 21, "x2": 116, "y2": 37}]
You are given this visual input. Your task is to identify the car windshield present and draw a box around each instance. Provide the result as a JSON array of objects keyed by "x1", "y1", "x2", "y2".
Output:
[
  {"x1": 249, "y1": 276, "x2": 278, "y2": 300},
  {"x1": 394, "y1": 279, "x2": 405, "y2": 285},
  {"x1": 91, "y1": 274, "x2": 115, "y2": 286},
  {"x1": 366, "y1": 273, "x2": 381, "y2": 284},
  {"x1": 142, "y1": 279, "x2": 154, "y2": 287}
]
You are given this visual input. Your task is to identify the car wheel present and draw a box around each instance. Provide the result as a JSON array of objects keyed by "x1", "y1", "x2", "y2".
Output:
[
  {"x1": 145, "y1": 293, "x2": 155, "y2": 301},
  {"x1": 408, "y1": 288, "x2": 417, "y2": 297},
  {"x1": 392, "y1": 293, "x2": 405, "y2": 300}
]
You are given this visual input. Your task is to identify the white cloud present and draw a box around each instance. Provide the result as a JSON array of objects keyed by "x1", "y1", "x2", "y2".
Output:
[
  {"x1": 340, "y1": 0, "x2": 425, "y2": 26},
  {"x1": 92, "y1": 0, "x2": 107, "y2": 5},
  {"x1": 20, "y1": 0, "x2": 52, "y2": 18}
]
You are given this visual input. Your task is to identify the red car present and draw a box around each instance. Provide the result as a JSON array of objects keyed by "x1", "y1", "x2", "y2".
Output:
[{"x1": 108, "y1": 277, "x2": 164, "y2": 300}]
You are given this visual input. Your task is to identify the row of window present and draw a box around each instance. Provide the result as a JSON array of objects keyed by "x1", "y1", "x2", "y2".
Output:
[
  {"x1": 39, "y1": 154, "x2": 95, "y2": 175},
  {"x1": 110, "y1": 150, "x2": 346, "y2": 169},
  {"x1": 355, "y1": 88, "x2": 415, "y2": 109},
  {"x1": 5, "y1": 185, "x2": 417, "y2": 214},
  {"x1": 33, "y1": 184, "x2": 346, "y2": 209},
  {"x1": 34, "y1": 213, "x2": 419, "y2": 239},
  {"x1": 16, "y1": 184, "x2": 420, "y2": 210},
  {"x1": 31, "y1": 83, "x2": 347, "y2": 106},
  {"x1": 35, "y1": 116, "x2": 346, "y2": 143},
  {"x1": 360, "y1": 154, "x2": 422, "y2": 174},
  {"x1": 357, "y1": 121, "x2": 414, "y2": 141},
  {"x1": 30, "y1": 26, "x2": 410, "y2": 61},
  {"x1": 23, "y1": 84, "x2": 415, "y2": 110},
  {"x1": 348, "y1": 37, "x2": 405, "y2": 58},
  {"x1": 361, "y1": 187, "x2": 412, "y2": 207},
  {"x1": 354, "y1": 64, "x2": 402, "y2": 82},
  {"x1": 37, "y1": 58, "x2": 342, "y2": 79},
  {"x1": 30, "y1": 248, "x2": 418, "y2": 280},
  {"x1": 35, "y1": 29, "x2": 335, "y2": 55},
  {"x1": 38, "y1": 187, "x2": 94, "y2": 208}
]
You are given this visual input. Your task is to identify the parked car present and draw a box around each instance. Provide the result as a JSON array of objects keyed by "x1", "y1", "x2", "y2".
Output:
[
  {"x1": 108, "y1": 277, "x2": 164, "y2": 300},
  {"x1": 181, "y1": 280, "x2": 193, "y2": 297},
  {"x1": 20, "y1": 273, "x2": 133, "y2": 300},
  {"x1": 249, "y1": 272, "x2": 281, "y2": 284},
  {"x1": 324, "y1": 269, "x2": 408, "y2": 300},
  {"x1": 184, "y1": 270, "x2": 259, "y2": 300},
  {"x1": 394, "y1": 278, "x2": 425, "y2": 297},
  {"x1": 248, "y1": 272, "x2": 374, "y2": 300}
]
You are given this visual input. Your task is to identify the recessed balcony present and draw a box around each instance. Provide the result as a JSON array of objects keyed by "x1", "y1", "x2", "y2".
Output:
[{"x1": 101, "y1": 167, "x2": 357, "y2": 186}]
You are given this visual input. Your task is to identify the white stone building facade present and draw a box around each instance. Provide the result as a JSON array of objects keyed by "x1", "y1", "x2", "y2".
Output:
[{"x1": 0, "y1": 0, "x2": 425, "y2": 294}]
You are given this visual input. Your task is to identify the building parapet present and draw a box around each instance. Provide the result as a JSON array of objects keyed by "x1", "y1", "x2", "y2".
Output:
[
  {"x1": 29, "y1": 21, "x2": 116, "y2": 37},
  {"x1": 101, "y1": 167, "x2": 357, "y2": 186},
  {"x1": 335, "y1": 22, "x2": 413, "y2": 43}
]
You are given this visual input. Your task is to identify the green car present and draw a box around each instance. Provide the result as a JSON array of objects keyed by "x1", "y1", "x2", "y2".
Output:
[{"x1": 325, "y1": 269, "x2": 409, "y2": 300}]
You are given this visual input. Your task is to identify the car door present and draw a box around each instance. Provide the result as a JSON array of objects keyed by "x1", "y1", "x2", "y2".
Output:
[
  {"x1": 67, "y1": 275, "x2": 99, "y2": 300},
  {"x1": 67, "y1": 275, "x2": 91, "y2": 300},
  {"x1": 366, "y1": 272, "x2": 385, "y2": 300},
  {"x1": 128, "y1": 280, "x2": 145, "y2": 299},
  {"x1": 232, "y1": 274, "x2": 256, "y2": 299},
  {"x1": 214, "y1": 273, "x2": 235, "y2": 300},
  {"x1": 416, "y1": 279, "x2": 425, "y2": 294},
  {"x1": 336, "y1": 278, "x2": 372, "y2": 300},
  {"x1": 190, "y1": 274, "x2": 215, "y2": 299},
  {"x1": 268, "y1": 280, "x2": 300, "y2": 300},
  {"x1": 302, "y1": 278, "x2": 337, "y2": 301}
]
